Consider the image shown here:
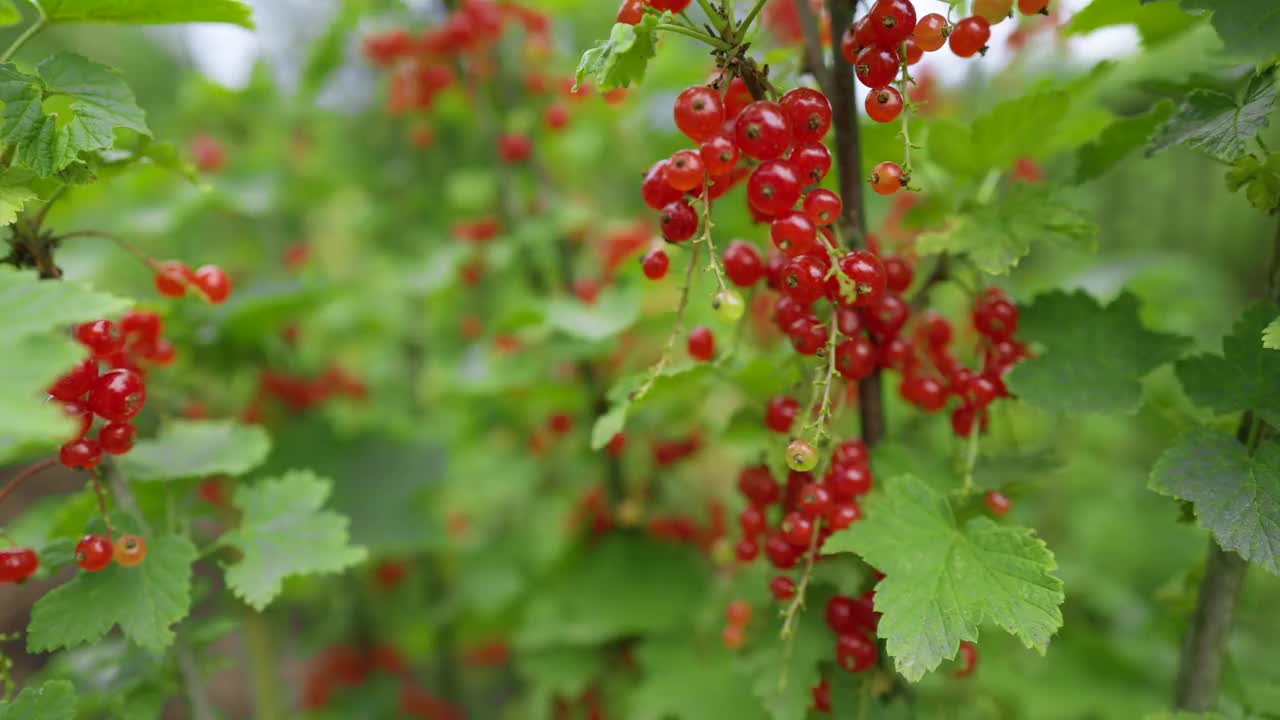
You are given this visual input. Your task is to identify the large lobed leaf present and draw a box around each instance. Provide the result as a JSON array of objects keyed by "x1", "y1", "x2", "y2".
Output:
[
  {"x1": 220, "y1": 470, "x2": 368, "y2": 610},
  {"x1": 28, "y1": 535, "x2": 196, "y2": 652},
  {"x1": 926, "y1": 92, "x2": 1071, "y2": 178},
  {"x1": 1075, "y1": 101, "x2": 1176, "y2": 182},
  {"x1": 628, "y1": 637, "x2": 768, "y2": 720},
  {"x1": 574, "y1": 12, "x2": 668, "y2": 92},
  {"x1": 916, "y1": 183, "x2": 1096, "y2": 276},
  {"x1": 0, "y1": 52, "x2": 149, "y2": 177},
  {"x1": 118, "y1": 419, "x2": 271, "y2": 482},
  {"x1": 824, "y1": 476, "x2": 1064, "y2": 682},
  {"x1": 1176, "y1": 303, "x2": 1280, "y2": 419},
  {"x1": 0, "y1": 264, "x2": 131, "y2": 336},
  {"x1": 1005, "y1": 290, "x2": 1188, "y2": 414},
  {"x1": 0, "y1": 680, "x2": 76, "y2": 720},
  {"x1": 36, "y1": 0, "x2": 253, "y2": 27},
  {"x1": 1153, "y1": 0, "x2": 1280, "y2": 59},
  {"x1": 1150, "y1": 428, "x2": 1280, "y2": 575},
  {"x1": 1147, "y1": 66, "x2": 1277, "y2": 162},
  {"x1": 1066, "y1": 0, "x2": 1202, "y2": 46}
]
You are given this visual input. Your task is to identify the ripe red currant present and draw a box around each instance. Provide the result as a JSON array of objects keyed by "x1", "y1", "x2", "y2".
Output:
[
  {"x1": 687, "y1": 326, "x2": 715, "y2": 361},
  {"x1": 882, "y1": 255, "x2": 913, "y2": 292},
  {"x1": 854, "y1": 46, "x2": 899, "y2": 89},
  {"x1": 782, "y1": 255, "x2": 828, "y2": 305},
  {"x1": 48, "y1": 356, "x2": 98, "y2": 401},
  {"x1": 98, "y1": 422, "x2": 136, "y2": 455},
  {"x1": 790, "y1": 142, "x2": 832, "y2": 185},
  {"x1": 666, "y1": 149, "x2": 706, "y2": 191},
  {"x1": 88, "y1": 368, "x2": 146, "y2": 423},
  {"x1": 870, "y1": 0, "x2": 918, "y2": 47},
  {"x1": 781, "y1": 511, "x2": 815, "y2": 547},
  {"x1": 779, "y1": 88, "x2": 832, "y2": 143},
  {"x1": 641, "y1": 249, "x2": 670, "y2": 280},
  {"x1": 864, "y1": 293, "x2": 909, "y2": 337},
  {"x1": 788, "y1": 318, "x2": 828, "y2": 355},
  {"x1": 659, "y1": 200, "x2": 698, "y2": 243},
  {"x1": 765, "y1": 396, "x2": 800, "y2": 434},
  {"x1": 1018, "y1": 0, "x2": 1050, "y2": 14},
  {"x1": 734, "y1": 101, "x2": 792, "y2": 161},
  {"x1": 76, "y1": 320, "x2": 124, "y2": 357},
  {"x1": 497, "y1": 133, "x2": 532, "y2": 163},
  {"x1": 914, "y1": 13, "x2": 950, "y2": 51},
  {"x1": 770, "y1": 211, "x2": 818, "y2": 257},
  {"x1": 870, "y1": 161, "x2": 905, "y2": 195},
  {"x1": 721, "y1": 624, "x2": 745, "y2": 650},
  {"x1": 837, "y1": 250, "x2": 887, "y2": 307},
  {"x1": 0, "y1": 547, "x2": 38, "y2": 583},
  {"x1": 747, "y1": 161, "x2": 803, "y2": 216},
  {"x1": 739, "y1": 506, "x2": 767, "y2": 536},
  {"x1": 902, "y1": 37, "x2": 924, "y2": 65},
  {"x1": 153, "y1": 260, "x2": 190, "y2": 297},
  {"x1": 735, "y1": 537, "x2": 759, "y2": 562},
  {"x1": 726, "y1": 599, "x2": 753, "y2": 627},
  {"x1": 764, "y1": 532, "x2": 800, "y2": 569},
  {"x1": 120, "y1": 310, "x2": 162, "y2": 341},
  {"x1": 192, "y1": 265, "x2": 231, "y2": 304},
  {"x1": 544, "y1": 104, "x2": 569, "y2": 130},
  {"x1": 75, "y1": 534, "x2": 113, "y2": 572},
  {"x1": 974, "y1": 297, "x2": 1018, "y2": 340},
  {"x1": 722, "y1": 76, "x2": 753, "y2": 119},
  {"x1": 673, "y1": 86, "x2": 725, "y2": 142},
  {"x1": 985, "y1": 490, "x2": 1012, "y2": 516},
  {"x1": 953, "y1": 641, "x2": 979, "y2": 677},
  {"x1": 866, "y1": 86, "x2": 903, "y2": 124},
  {"x1": 114, "y1": 535, "x2": 147, "y2": 567},
  {"x1": 769, "y1": 575, "x2": 796, "y2": 601},
  {"x1": 723, "y1": 240, "x2": 764, "y2": 287},
  {"x1": 59, "y1": 438, "x2": 102, "y2": 469},
  {"x1": 699, "y1": 133, "x2": 740, "y2": 177},
  {"x1": 835, "y1": 337, "x2": 877, "y2": 381},
  {"x1": 836, "y1": 632, "x2": 878, "y2": 673},
  {"x1": 642, "y1": 160, "x2": 684, "y2": 210},
  {"x1": 901, "y1": 375, "x2": 947, "y2": 412},
  {"x1": 949, "y1": 16, "x2": 991, "y2": 58},
  {"x1": 738, "y1": 464, "x2": 779, "y2": 507},
  {"x1": 826, "y1": 595, "x2": 860, "y2": 634}
]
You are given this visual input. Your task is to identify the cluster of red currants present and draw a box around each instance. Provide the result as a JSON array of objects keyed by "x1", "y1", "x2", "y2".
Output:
[
  {"x1": 251, "y1": 366, "x2": 368, "y2": 415},
  {"x1": 0, "y1": 534, "x2": 148, "y2": 584},
  {"x1": 49, "y1": 312, "x2": 170, "y2": 470},
  {"x1": 301, "y1": 644, "x2": 464, "y2": 720}
]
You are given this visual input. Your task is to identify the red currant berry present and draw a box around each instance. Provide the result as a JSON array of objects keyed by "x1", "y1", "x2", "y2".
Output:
[
  {"x1": 48, "y1": 356, "x2": 98, "y2": 401},
  {"x1": 837, "y1": 250, "x2": 887, "y2": 307},
  {"x1": 192, "y1": 265, "x2": 231, "y2": 304},
  {"x1": 726, "y1": 599, "x2": 753, "y2": 626},
  {"x1": 88, "y1": 368, "x2": 146, "y2": 423},
  {"x1": 722, "y1": 76, "x2": 753, "y2": 119},
  {"x1": 0, "y1": 547, "x2": 38, "y2": 583},
  {"x1": 902, "y1": 37, "x2": 924, "y2": 65},
  {"x1": 797, "y1": 482, "x2": 833, "y2": 518},
  {"x1": 673, "y1": 86, "x2": 725, "y2": 142},
  {"x1": 828, "y1": 502, "x2": 862, "y2": 530},
  {"x1": 497, "y1": 133, "x2": 532, "y2": 163},
  {"x1": 985, "y1": 490, "x2": 1011, "y2": 516},
  {"x1": 781, "y1": 511, "x2": 815, "y2": 547},
  {"x1": 870, "y1": 0, "x2": 917, "y2": 47},
  {"x1": 642, "y1": 160, "x2": 684, "y2": 210},
  {"x1": 782, "y1": 255, "x2": 828, "y2": 305},
  {"x1": 687, "y1": 325, "x2": 715, "y2": 361},
  {"x1": 734, "y1": 101, "x2": 792, "y2": 161},
  {"x1": 59, "y1": 438, "x2": 102, "y2": 469},
  {"x1": 98, "y1": 422, "x2": 136, "y2": 455},
  {"x1": 914, "y1": 13, "x2": 950, "y2": 51},
  {"x1": 835, "y1": 337, "x2": 877, "y2": 381},
  {"x1": 607, "y1": 432, "x2": 627, "y2": 457},
  {"x1": 864, "y1": 293, "x2": 909, "y2": 338},
  {"x1": 866, "y1": 86, "x2": 903, "y2": 123},
  {"x1": 76, "y1": 320, "x2": 124, "y2": 357},
  {"x1": 836, "y1": 632, "x2": 878, "y2": 673},
  {"x1": 854, "y1": 46, "x2": 898, "y2": 89},
  {"x1": 779, "y1": 88, "x2": 832, "y2": 143},
  {"x1": 114, "y1": 535, "x2": 147, "y2": 566},
  {"x1": 826, "y1": 463, "x2": 872, "y2": 499},
  {"x1": 964, "y1": 376, "x2": 1000, "y2": 408},
  {"x1": 765, "y1": 395, "x2": 800, "y2": 434},
  {"x1": 153, "y1": 260, "x2": 190, "y2": 297},
  {"x1": 1018, "y1": 0, "x2": 1050, "y2": 15},
  {"x1": 120, "y1": 310, "x2": 162, "y2": 341},
  {"x1": 974, "y1": 298, "x2": 1018, "y2": 340},
  {"x1": 735, "y1": 537, "x2": 759, "y2": 562},
  {"x1": 770, "y1": 211, "x2": 818, "y2": 257},
  {"x1": 75, "y1": 534, "x2": 113, "y2": 572},
  {"x1": 812, "y1": 679, "x2": 831, "y2": 713},
  {"x1": 721, "y1": 624, "x2": 745, "y2": 650},
  {"x1": 544, "y1": 103, "x2": 569, "y2": 130},
  {"x1": 58, "y1": 399, "x2": 92, "y2": 440},
  {"x1": 826, "y1": 595, "x2": 859, "y2": 634},
  {"x1": 789, "y1": 319, "x2": 828, "y2": 355},
  {"x1": 659, "y1": 200, "x2": 698, "y2": 243},
  {"x1": 790, "y1": 142, "x2": 832, "y2": 185},
  {"x1": 870, "y1": 161, "x2": 905, "y2": 195},
  {"x1": 769, "y1": 575, "x2": 796, "y2": 601},
  {"x1": 918, "y1": 311, "x2": 953, "y2": 348},
  {"x1": 953, "y1": 641, "x2": 979, "y2": 677},
  {"x1": 747, "y1": 161, "x2": 803, "y2": 216},
  {"x1": 949, "y1": 16, "x2": 991, "y2": 58},
  {"x1": 699, "y1": 134, "x2": 740, "y2": 177},
  {"x1": 951, "y1": 404, "x2": 978, "y2": 437},
  {"x1": 882, "y1": 255, "x2": 913, "y2": 292},
  {"x1": 901, "y1": 375, "x2": 947, "y2": 412},
  {"x1": 739, "y1": 505, "x2": 767, "y2": 536},
  {"x1": 834, "y1": 439, "x2": 868, "y2": 467},
  {"x1": 764, "y1": 532, "x2": 799, "y2": 569},
  {"x1": 666, "y1": 149, "x2": 706, "y2": 191},
  {"x1": 802, "y1": 189, "x2": 842, "y2": 226},
  {"x1": 974, "y1": 0, "x2": 1014, "y2": 24},
  {"x1": 641, "y1": 249, "x2": 669, "y2": 280},
  {"x1": 723, "y1": 240, "x2": 764, "y2": 287}
]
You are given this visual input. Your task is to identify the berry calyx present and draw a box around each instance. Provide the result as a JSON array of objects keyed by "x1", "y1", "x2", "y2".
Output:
[
  {"x1": 75, "y1": 534, "x2": 113, "y2": 572},
  {"x1": 113, "y1": 535, "x2": 147, "y2": 567}
]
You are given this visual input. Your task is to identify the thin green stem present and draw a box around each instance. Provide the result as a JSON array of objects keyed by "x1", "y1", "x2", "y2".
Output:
[
  {"x1": 697, "y1": 181, "x2": 728, "y2": 292},
  {"x1": 960, "y1": 422, "x2": 980, "y2": 496},
  {"x1": 1, "y1": 4, "x2": 46, "y2": 63},
  {"x1": 736, "y1": 0, "x2": 769, "y2": 40},
  {"x1": 631, "y1": 239, "x2": 700, "y2": 402},
  {"x1": 693, "y1": 0, "x2": 726, "y2": 34},
  {"x1": 655, "y1": 22, "x2": 732, "y2": 50},
  {"x1": 244, "y1": 609, "x2": 283, "y2": 720}
]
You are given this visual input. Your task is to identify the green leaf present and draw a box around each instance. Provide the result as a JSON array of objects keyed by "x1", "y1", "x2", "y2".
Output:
[
  {"x1": 221, "y1": 470, "x2": 368, "y2": 610},
  {"x1": 36, "y1": 0, "x2": 253, "y2": 26},
  {"x1": 0, "y1": 1, "x2": 21, "y2": 28},
  {"x1": 734, "y1": 589, "x2": 833, "y2": 720},
  {"x1": 589, "y1": 364, "x2": 713, "y2": 449},
  {"x1": 1006, "y1": 290, "x2": 1188, "y2": 414},
  {"x1": 573, "y1": 13, "x2": 667, "y2": 92},
  {"x1": 0, "y1": 333, "x2": 81, "y2": 443},
  {"x1": 1225, "y1": 151, "x2": 1280, "y2": 211},
  {"x1": 0, "y1": 175, "x2": 36, "y2": 223},
  {"x1": 0, "y1": 265, "x2": 131, "y2": 336},
  {"x1": 1176, "y1": 303, "x2": 1280, "y2": 418},
  {"x1": 0, "y1": 680, "x2": 76, "y2": 720},
  {"x1": 1147, "y1": 67, "x2": 1277, "y2": 162},
  {"x1": 916, "y1": 183, "x2": 1096, "y2": 275},
  {"x1": 1150, "y1": 428, "x2": 1280, "y2": 575},
  {"x1": 1264, "y1": 315, "x2": 1280, "y2": 350},
  {"x1": 517, "y1": 534, "x2": 709, "y2": 648},
  {"x1": 28, "y1": 535, "x2": 196, "y2": 652},
  {"x1": 1065, "y1": 0, "x2": 1201, "y2": 46},
  {"x1": 1075, "y1": 101, "x2": 1176, "y2": 182},
  {"x1": 0, "y1": 52, "x2": 150, "y2": 177},
  {"x1": 1172, "y1": 0, "x2": 1280, "y2": 58},
  {"x1": 117, "y1": 420, "x2": 271, "y2": 482},
  {"x1": 627, "y1": 637, "x2": 768, "y2": 720},
  {"x1": 516, "y1": 647, "x2": 604, "y2": 720},
  {"x1": 544, "y1": 285, "x2": 639, "y2": 342},
  {"x1": 823, "y1": 476, "x2": 1064, "y2": 682},
  {"x1": 926, "y1": 92, "x2": 1071, "y2": 178}
]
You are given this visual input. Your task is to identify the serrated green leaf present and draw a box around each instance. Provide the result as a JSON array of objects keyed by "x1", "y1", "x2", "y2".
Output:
[
  {"x1": 37, "y1": 0, "x2": 253, "y2": 26},
  {"x1": 916, "y1": 183, "x2": 1096, "y2": 275},
  {"x1": 0, "y1": 333, "x2": 81, "y2": 443},
  {"x1": 1065, "y1": 0, "x2": 1201, "y2": 45},
  {"x1": 220, "y1": 470, "x2": 367, "y2": 610},
  {"x1": 0, "y1": 0, "x2": 20, "y2": 26},
  {"x1": 589, "y1": 363, "x2": 713, "y2": 449},
  {"x1": 926, "y1": 92, "x2": 1071, "y2": 178},
  {"x1": 1150, "y1": 428, "x2": 1280, "y2": 574},
  {"x1": 0, "y1": 52, "x2": 150, "y2": 177},
  {"x1": 573, "y1": 13, "x2": 667, "y2": 92},
  {"x1": 734, "y1": 588, "x2": 833, "y2": 720},
  {"x1": 28, "y1": 534, "x2": 196, "y2": 652},
  {"x1": 516, "y1": 534, "x2": 708, "y2": 648},
  {"x1": 544, "y1": 285, "x2": 638, "y2": 342},
  {"x1": 117, "y1": 420, "x2": 271, "y2": 482},
  {"x1": 1006, "y1": 290, "x2": 1188, "y2": 414},
  {"x1": 1147, "y1": 67, "x2": 1277, "y2": 162},
  {"x1": 1173, "y1": 0, "x2": 1280, "y2": 58},
  {"x1": 628, "y1": 637, "x2": 768, "y2": 720},
  {"x1": 1225, "y1": 152, "x2": 1280, "y2": 211},
  {"x1": 823, "y1": 476, "x2": 1064, "y2": 682},
  {"x1": 1176, "y1": 303, "x2": 1280, "y2": 417},
  {"x1": 1075, "y1": 101, "x2": 1176, "y2": 182},
  {"x1": 516, "y1": 647, "x2": 604, "y2": 720},
  {"x1": 1264, "y1": 315, "x2": 1280, "y2": 350},
  {"x1": 0, "y1": 176, "x2": 36, "y2": 223},
  {"x1": 0, "y1": 680, "x2": 76, "y2": 720},
  {"x1": 0, "y1": 265, "x2": 131, "y2": 336}
]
